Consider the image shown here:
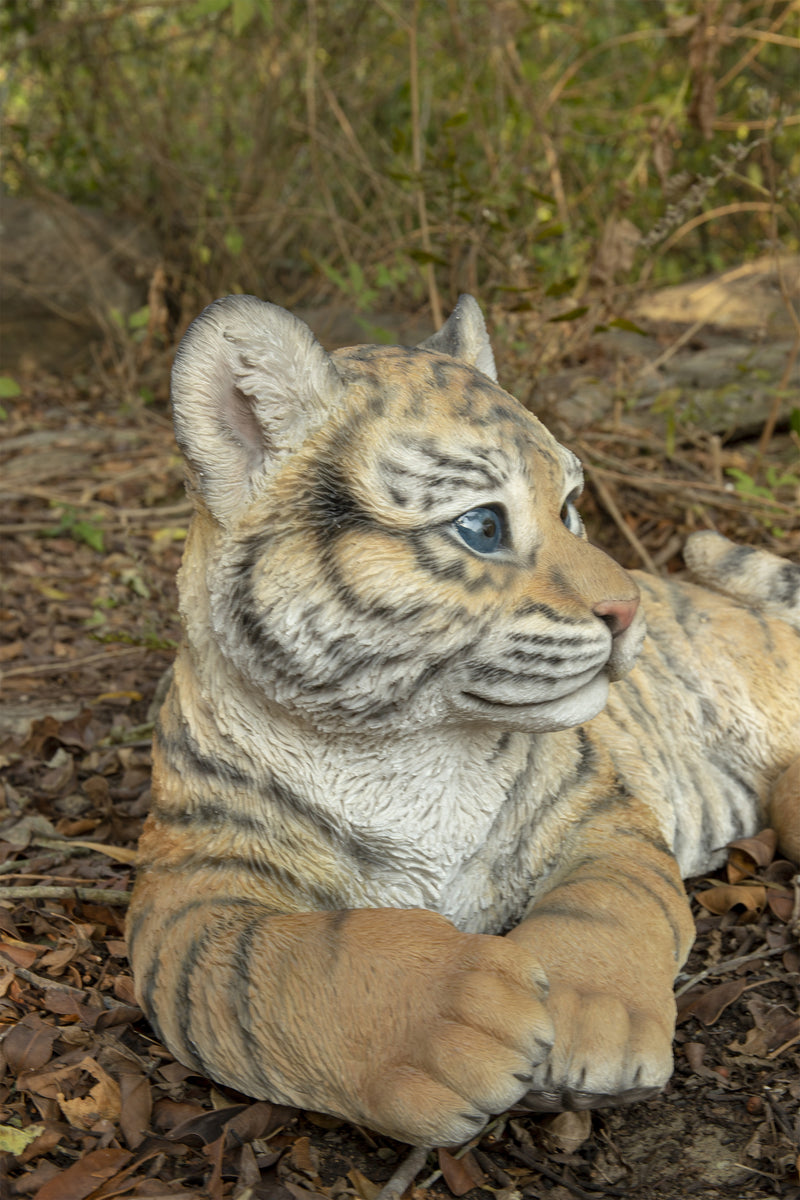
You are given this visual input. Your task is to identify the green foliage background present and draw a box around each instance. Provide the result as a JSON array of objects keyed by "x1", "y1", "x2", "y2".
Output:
[{"x1": 2, "y1": 0, "x2": 799, "y2": 316}]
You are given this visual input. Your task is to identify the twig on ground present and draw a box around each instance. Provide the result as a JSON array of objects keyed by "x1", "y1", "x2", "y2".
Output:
[
  {"x1": 0, "y1": 645, "x2": 162, "y2": 679},
  {"x1": 674, "y1": 943, "x2": 786, "y2": 997},
  {"x1": 584, "y1": 462, "x2": 797, "y2": 517},
  {"x1": 581, "y1": 460, "x2": 659, "y2": 573},
  {"x1": 407, "y1": 0, "x2": 442, "y2": 329},
  {"x1": 637, "y1": 310, "x2": 718, "y2": 378},
  {"x1": 508, "y1": 1142, "x2": 622, "y2": 1199},
  {"x1": 374, "y1": 1146, "x2": 429, "y2": 1200},
  {"x1": 0, "y1": 885, "x2": 130, "y2": 905},
  {"x1": 472, "y1": 1148, "x2": 513, "y2": 1186},
  {"x1": 0, "y1": 841, "x2": 95, "y2": 874},
  {"x1": 767, "y1": 1032, "x2": 800, "y2": 1059},
  {"x1": 417, "y1": 1117, "x2": 507, "y2": 1189},
  {"x1": 11, "y1": 964, "x2": 118, "y2": 1009},
  {"x1": 790, "y1": 872, "x2": 800, "y2": 939}
]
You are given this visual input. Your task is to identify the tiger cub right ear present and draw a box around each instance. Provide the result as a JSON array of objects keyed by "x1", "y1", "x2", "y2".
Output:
[
  {"x1": 170, "y1": 295, "x2": 343, "y2": 527},
  {"x1": 418, "y1": 294, "x2": 498, "y2": 382}
]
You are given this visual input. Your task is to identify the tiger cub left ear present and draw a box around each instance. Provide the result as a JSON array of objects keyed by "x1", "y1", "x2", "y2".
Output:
[
  {"x1": 170, "y1": 295, "x2": 344, "y2": 527},
  {"x1": 418, "y1": 294, "x2": 498, "y2": 382}
]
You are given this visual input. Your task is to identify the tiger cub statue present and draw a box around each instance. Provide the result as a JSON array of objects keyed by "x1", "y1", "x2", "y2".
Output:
[{"x1": 128, "y1": 294, "x2": 800, "y2": 1148}]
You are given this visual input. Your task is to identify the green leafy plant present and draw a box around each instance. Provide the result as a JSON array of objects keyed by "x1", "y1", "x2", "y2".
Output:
[
  {"x1": 42, "y1": 506, "x2": 106, "y2": 553},
  {"x1": 109, "y1": 306, "x2": 150, "y2": 344},
  {"x1": 726, "y1": 465, "x2": 800, "y2": 504},
  {"x1": 2, "y1": 0, "x2": 796, "y2": 317}
]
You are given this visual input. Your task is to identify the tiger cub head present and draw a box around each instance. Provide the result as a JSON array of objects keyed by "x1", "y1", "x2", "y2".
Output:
[{"x1": 170, "y1": 295, "x2": 645, "y2": 735}]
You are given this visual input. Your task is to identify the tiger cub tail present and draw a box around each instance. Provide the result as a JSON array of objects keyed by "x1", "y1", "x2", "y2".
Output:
[{"x1": 684, "y1": 531, "x2": 800, "y2": 630}]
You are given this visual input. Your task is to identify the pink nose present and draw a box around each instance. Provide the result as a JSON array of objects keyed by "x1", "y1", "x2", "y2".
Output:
[{"x1": 593, "y1": 597, "x2": 639, "y2": 637}]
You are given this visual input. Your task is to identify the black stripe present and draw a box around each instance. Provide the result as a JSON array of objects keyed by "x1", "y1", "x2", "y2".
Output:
[
  {"x1": 505, "y1": 644, "x2": 601, "y2": 669},
  {"x1": 155, "y1": 722, "x2": 400, "y2": 871},
  {"x1": 513, "y1": 600, "x2": 586, "y2": 625},
  {"x1": 136, "y1": 895, "x2": 273, "y2": 1047},
  {"x1": 407, "y1": 530, "x2": 495, "y2": 589},
  {"x1": 717, "y1": 544, "x2": 756, "y2": 576},
  {"x1": 537, "y1": 867, "x2": 685, "y2": 958},
  {"x1": 509, "y1": 630, "x2": 589, "y2": 648},
  {"x1": 194, "y1": 854, "x2": 343, "y2": 908},
  {"x1": 463, "y1": 661, "x2": 600, "y2": 688},
  {"x1": 156, "y1": 716, "x2": 253, "y2": 787},
  {"x1": 663, "y1": 581, "x2": 699, "y2": 634},
  {"x1": 613, "y1": 823, "x2": 675, "y2": 864},
  {"x1": 173, "y1": 925, "x2": 214, "y2": 1074},
  {"x1": 305, "y1": 458, "x2": 375, "y2": 534},
  {"x1": 777, "y1": 561, "x2": 800, "y2": 606},
  {"x1": 575, "y1": 729, "x2": 597, "y2": 781},
  {"x1": 125, "y1": 899, "x2": 149, "y2": 961},
  {"x1": 525, "y1": 901, "x2": 621, "y2": 927},
  {"x1": 229, "y1": 915, "x2": 276, "y2": 1094},
  {"x1": 571, "y1": 783, "x2": 635, "y2": 827},
  {"x1": 396, "y1": 439, "x2": 506, "y2": 490},
  {"x1": 612, "y1": 675, "x2": 659, "y2": 733},
  {"x1": 300, "y1": 640, "x2": 422, "y2": 692}
]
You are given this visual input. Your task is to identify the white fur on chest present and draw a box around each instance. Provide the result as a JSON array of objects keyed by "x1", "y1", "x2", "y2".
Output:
[
  {"x1": 276, "y1": 722, "x2": 530, "y2": 895},
  {"x1": 208, "y1": 671, "x2": 568, "y2": 930}
]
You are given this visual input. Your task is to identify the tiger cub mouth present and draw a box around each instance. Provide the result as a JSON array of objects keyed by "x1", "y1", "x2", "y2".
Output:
[{"x1": 458, "y1": 603, "x2": 646, "y2": 728}]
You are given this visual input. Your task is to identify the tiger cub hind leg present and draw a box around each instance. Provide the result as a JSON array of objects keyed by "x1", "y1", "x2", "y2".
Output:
[
  {"x1": 685, "y1": 533, "x2": 800, "y2": 862},
  {"x1": 684, "y1": 531, "x2": 800, "y2": 628}
]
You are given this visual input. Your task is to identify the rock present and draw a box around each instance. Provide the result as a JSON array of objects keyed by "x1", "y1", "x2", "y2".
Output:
[
  {"x1": 634, "y1": 255, "x2": 800, "y2": 338},
  {"x1": 535, "y1": 257, "x2": 800, "y2": 439},
  {"x1": 0, "y1": 195, "x2": 157, "y2": 371}
]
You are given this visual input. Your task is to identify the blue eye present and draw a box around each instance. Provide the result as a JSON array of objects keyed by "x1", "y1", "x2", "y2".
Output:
[{"x1": 454, "y1": 507, "x2": 505, "y2": 554}]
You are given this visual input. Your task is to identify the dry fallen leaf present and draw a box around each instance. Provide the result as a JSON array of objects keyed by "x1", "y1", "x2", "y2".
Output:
[
  {"x1": 348, "y1": 1166, "x2": 383, "y2": 1200},
  {"x1": 0, "y1": 1120, "x2": 44, "y2": 1155},
  {"x1": 12, "y1": 1119, "x2": 67, "y2": 1167},
  {"x1": 728, "y1": 997, "x2": 800, "y2": 1059},
  {"x1": 165, "y1": 1104, "x2": 247, "y2": 1142},
  {"x1": 32, "y1": 1146, "x2": 132, "y2": 1200},
  {"x1": 677, "y1": 977, "x2": 756, "y2": 1025},
  {"x1": 56, "y1": 1057, "x2": 121, "y2": 1130},
  {"x1": 119, "y1": 1069, "x2": 152, "y2": 1149},
  {"x1": 289, "y1": 1134, "x2": 320, "y2": 1178},
  {"x1": 437, "y1": 1147, "x2": 487, "y2": 1196},
  {"x1": 726, "y1": 829, "x2": 778, "y2": 884},
  {"x1": 695, "y1": 883, "x2": 766, "y2": 918},
  {"x1": 683, "y1": 1042, "x2": 706, "y2": 1072},
  {"x1": 541, "y1": 1109, "x2": 592, "y2": 1153},
  {"x1": 0, "y1": 938, "x2": 41, "y2": 968},
  {"x1": 3, "y1": 1013, "x2": 60, "y2": 1074}
]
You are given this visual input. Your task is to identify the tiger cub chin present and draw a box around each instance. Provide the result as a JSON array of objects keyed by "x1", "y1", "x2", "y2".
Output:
[{"x1": 128, "y1": 294, "x2": 800, "y2": 1148}]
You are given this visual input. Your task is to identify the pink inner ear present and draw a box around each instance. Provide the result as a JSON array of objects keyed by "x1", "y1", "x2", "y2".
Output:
[{"x1": 221, "y1": 383, "x2": 268, "y2": 474}]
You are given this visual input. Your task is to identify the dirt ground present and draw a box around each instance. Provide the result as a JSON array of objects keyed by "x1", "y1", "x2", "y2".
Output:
[{"x1": 1, "y1": 294, "x2": 799, "y2": 1199}]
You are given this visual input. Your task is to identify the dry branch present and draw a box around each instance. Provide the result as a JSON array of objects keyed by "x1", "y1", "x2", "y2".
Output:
[{"x1": 0, "y1": 886, "x2": 130, "y2": 905}]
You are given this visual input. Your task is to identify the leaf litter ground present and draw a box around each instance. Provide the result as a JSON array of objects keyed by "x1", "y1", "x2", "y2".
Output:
[{"x1": 1, "y1": 340, "x2": 799, "y2": 1200}]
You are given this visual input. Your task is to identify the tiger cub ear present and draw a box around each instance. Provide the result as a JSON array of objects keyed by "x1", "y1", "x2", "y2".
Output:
[
  {"x1": 418, "y1": 294, "x2": 498, "y2": 382},
  {"x1": 170, "y1": 295, "x2": 343, "y2": 526}
]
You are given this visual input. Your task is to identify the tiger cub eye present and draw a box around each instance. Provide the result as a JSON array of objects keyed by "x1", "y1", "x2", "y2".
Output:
[{"x1": 454, "y1": 507, "x2": 505, "y2": 554}]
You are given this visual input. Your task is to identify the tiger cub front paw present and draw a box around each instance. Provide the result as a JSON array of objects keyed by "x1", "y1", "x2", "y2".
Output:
[
  {"x1": 350, "y1": 922, "x2": 555, "y2": 1146},
  {"x1": 521, "y1": 982, "x2": 675, "y2": 1111}
]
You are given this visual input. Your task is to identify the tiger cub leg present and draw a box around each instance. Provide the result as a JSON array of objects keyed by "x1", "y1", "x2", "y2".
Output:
[
  {"x1": 769, "y1": 757, "x2": 800, "y2": 864},
  {"x1": 506, "y1": 794, "x2": 695, "y2": 1111},
  {"x1": 128, "y1": 856, "x2": 555, "y2": 1147}
]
